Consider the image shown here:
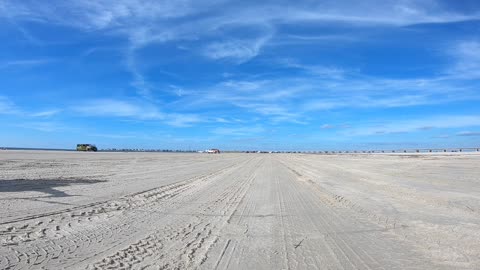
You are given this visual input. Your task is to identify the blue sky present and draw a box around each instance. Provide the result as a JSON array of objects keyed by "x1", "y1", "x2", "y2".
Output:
[{"x1": 0, "y1": 0, "x2": 479, "y2": 150}]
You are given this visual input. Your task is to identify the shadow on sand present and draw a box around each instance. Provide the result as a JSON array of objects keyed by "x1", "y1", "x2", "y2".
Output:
[{"x1": 0, "y1": 178, "x2": 106, "y2": 198}]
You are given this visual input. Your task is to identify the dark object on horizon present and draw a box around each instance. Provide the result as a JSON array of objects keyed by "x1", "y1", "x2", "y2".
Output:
[{"x1": 76, "y1": 144, "x2": 97, "y2": 152}]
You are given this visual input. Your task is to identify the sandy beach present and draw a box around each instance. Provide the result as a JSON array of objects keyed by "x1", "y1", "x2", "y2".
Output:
[{"x1": 1, "y1": 150, "x2": 479, "y2": 269}]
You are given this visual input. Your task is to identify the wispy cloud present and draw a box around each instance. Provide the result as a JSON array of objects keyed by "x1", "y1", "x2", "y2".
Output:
[
  {"x1": 0, "y1": 96, "x2": 19, "y2": 114},
  {"x1": 3, "y1": 0, "x2": 478, "y2": 108},
  {"x1": 457, "y1": 131, "x2": 480, "y2": 137},
  {"x1": 203, "y1": 33, "x2": 272, "y2": 63},
  {"x1": 14, "y1": 121, "x2": 69, "y2": 132},
  {"x1": 3, "y1": 1, "x2": 478, "y2": 65},
  {"x1": 321, "y1": 124, "x2": 335, "y2": 129},
  {"x1": 280, "y1": 34, "x2": 358, "y2": 44},
  {"x1": 212, "y1": 125, "x2": 265, "y2": 136},
  {"x1": 72, "y1": 99, "x2": 163, "y2": 119},
  {"x1": 72, "y1": 98, "x2": 206, "y2": 127},
  {"x1": 31, "y1": 109, "x2": 61, "y2": 117},
  {"x1": 347, "y1": 115, "x2": 480, "y2": 136},
  {"x1": 0, "y1": 97, "x2": 63, "y2": 118},
  {"x1": 89, "y1": 133, "x2": 138, "y2": 139},
  {"x1": 125, "y1": 49, "x2": 154, "y2": 100},
  {"x1": 279, "y1": 58, "x2": 345, "y2": 79},
  {"x1": 304, "y1": 94, "x2": 437, "y2": 111},
  {"x1": 0, "y1": 59, "x2": 52, "y2": 69},
  {"x1": 431, "y1": 134, "x2": 450, "y2": 139},
  {"x1": 175, "y1": 71, "x2": 479, "y2": 125},
  {"x1": 320, "y1": 124, "x2": 351, "y2": 129},
  {"x1": 165, "y1": 113, "x2": 203, "y2": 127},
  {"x1": 448, "y1": 40, "x2": 480, "y2": 79},
  {"x1": 3, "y1": 1, "x2": 478, "y2": 31}
]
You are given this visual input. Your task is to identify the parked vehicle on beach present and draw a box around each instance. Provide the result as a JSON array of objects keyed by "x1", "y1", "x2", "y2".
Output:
[{"x1": 76, "y1": 144, "x2": 97, "y2": 152}]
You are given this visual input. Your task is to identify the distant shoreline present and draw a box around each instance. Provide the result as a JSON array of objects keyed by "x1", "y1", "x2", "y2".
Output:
[
  {"x1": 1, "y1": 146, "x2": 479, "y2": 154},
  {"x1": 0, "y1": 147, "x2": 74, "y2": 151}
]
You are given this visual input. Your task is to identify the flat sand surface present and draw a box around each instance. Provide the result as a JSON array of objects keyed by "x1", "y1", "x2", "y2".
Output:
[{"x1": 1, "y1": 150, "x2": 479, "y2": 269}]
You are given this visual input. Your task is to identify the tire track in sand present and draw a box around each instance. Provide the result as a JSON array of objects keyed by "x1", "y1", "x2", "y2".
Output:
[
  {"x1": 0, "y1": 157, "x2": 256, "y2": 269},
  {"x1": 88, "y1": 157, "x2": 264, "y2": 269}
]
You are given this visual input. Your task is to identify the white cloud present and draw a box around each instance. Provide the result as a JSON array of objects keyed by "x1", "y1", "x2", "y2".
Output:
[
  {"x1": 31, "y1": 109, "x2": 61, "y2": 117},
  {"x1": 213, "y1": 125, "x2": 265, "y2": 136},
  {"x1": 448, "y1": 40, "x2": 480, "y2": 79},
  {"x1": 219, "y1": 80, "x2": 266, "y2": 92},
  {"x1": 214, "y1": 117, "x2": 231, "y2": 123},
  {"x1": 432, "y1": 134, "x2": 450, "y2": 139},
  {"x1": 3, "y1": 1, "x2": 477, "y2": 63},
  {"x1": 14, "y1": 121, "x2": 68, "y2": 132},
  {"x1": 304, "y1": 94, "x2": 436, "y2": 111},
  {"x1": 4, "y1": 0, "x2": 477, "y2": 30},
  {"x1": 125, "y1": 50, "x2": 153, "y2": 100},
  {"x1": 0, "y1": 0, "x2": 201, "y2": 31},
  {"x1": 303, "y1": 100, "x2": 344, "y2": 111},
  {"x1": 230, "y1": 102, "x2": 304, "y2": 124},
  {"x1": 2, "y1": 0, "x2": 477, "y2": 111},
  {"x1": 0, "y1": 96, "x2": 19, "y2": 114},
  {"x1": 284, "y1": 1, "x2": 479, "y2": 26},
  {"x1": 72, "y1": 98, "x2": 207, "y2": 127},
  {"x1": 203, "y1": 34, "x2": 271, "y2": 63},
  {"x1": 72, "y1": 99, "x2": 164, "y2": 119},
  {"x1": 348, "y1": 115, "x2": 480, "y2": 136},
  {"x1": 165, "y1": 113, "x2": 203, "y2": 127},
  {"x1": 279, "y1": 58, "x2": 345, "y2": 79},
  {"x1": 457, "y1": 131, "x2": 480, "y2": 137},
  {"x1": 2, "y1": 1, "x2": 480, "y2": 128},
  {"x1": 0, "y1": 59, "x2": 52, "y2": 69},
  {"x1": 180, "y1": 70, "x2": 478, "y2": 123},
  {"x1": 0, "y1": 97, "x2": 62, "y2": 118},
  {"x1": 89, "y1": 133, "x2": 138, "y2": 139}
]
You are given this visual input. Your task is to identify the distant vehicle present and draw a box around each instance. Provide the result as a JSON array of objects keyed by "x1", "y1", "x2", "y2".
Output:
[
  {"x1": 206, "y1": 149, "x2": 220, "y2": 154},
  {"x1": 76, "y1": 144, "x2": 98, "y2": 152}
]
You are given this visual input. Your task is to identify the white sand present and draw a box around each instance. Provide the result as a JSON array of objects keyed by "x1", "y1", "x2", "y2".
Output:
[{"x1": 1, "y1": 150, "x2": 479, "y2": 269}]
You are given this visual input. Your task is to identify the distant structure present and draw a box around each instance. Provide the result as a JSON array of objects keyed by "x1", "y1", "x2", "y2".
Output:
[
  {"x1": 76, "y1": 144, "x2": 97, "y2": 152},
  {"x1": 206, "y1": 149, "x2": 221, "y2": 154}
]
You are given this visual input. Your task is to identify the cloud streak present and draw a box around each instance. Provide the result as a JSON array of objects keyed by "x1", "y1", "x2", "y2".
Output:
[
  {"x1": 72, "y1": 98, "x2": 206, "y2": 127},
  {"x1": 457, "y1": 131, "x2": 480, "y2": 137},
  {"x1": 31, "y1": 109, "x2": 61, "y2": 117},
  {"x1": 212, "y1": 125, "x2": 265, "y2": 137},
  {"x1": 174, "y1": 68, "x2": 480, "y2": 124},
  {"x1": 72, "y1": 99, "x2": 163, "y2": 119},
  {"x1": 0, "y1": 96, "x2": 19, "y2": 114},
  {"x1": 448, "y1": 40, "x2": 480, "y2": 79},
  {"x1": 203, "y1": 33, "x2": 272, "y2": 63},
  {"x1": 3, "y1": 0, "x2": 478, "y2": 108},
  {"x1": 0, "y1": 59, "x2": 52, "y2": 69},
  {"x1": 347, "y1": 115, "x2": 480, "y2": 136},
  {"x1": 3, "y1": 1, "x2": 479, "y2": 63}
]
